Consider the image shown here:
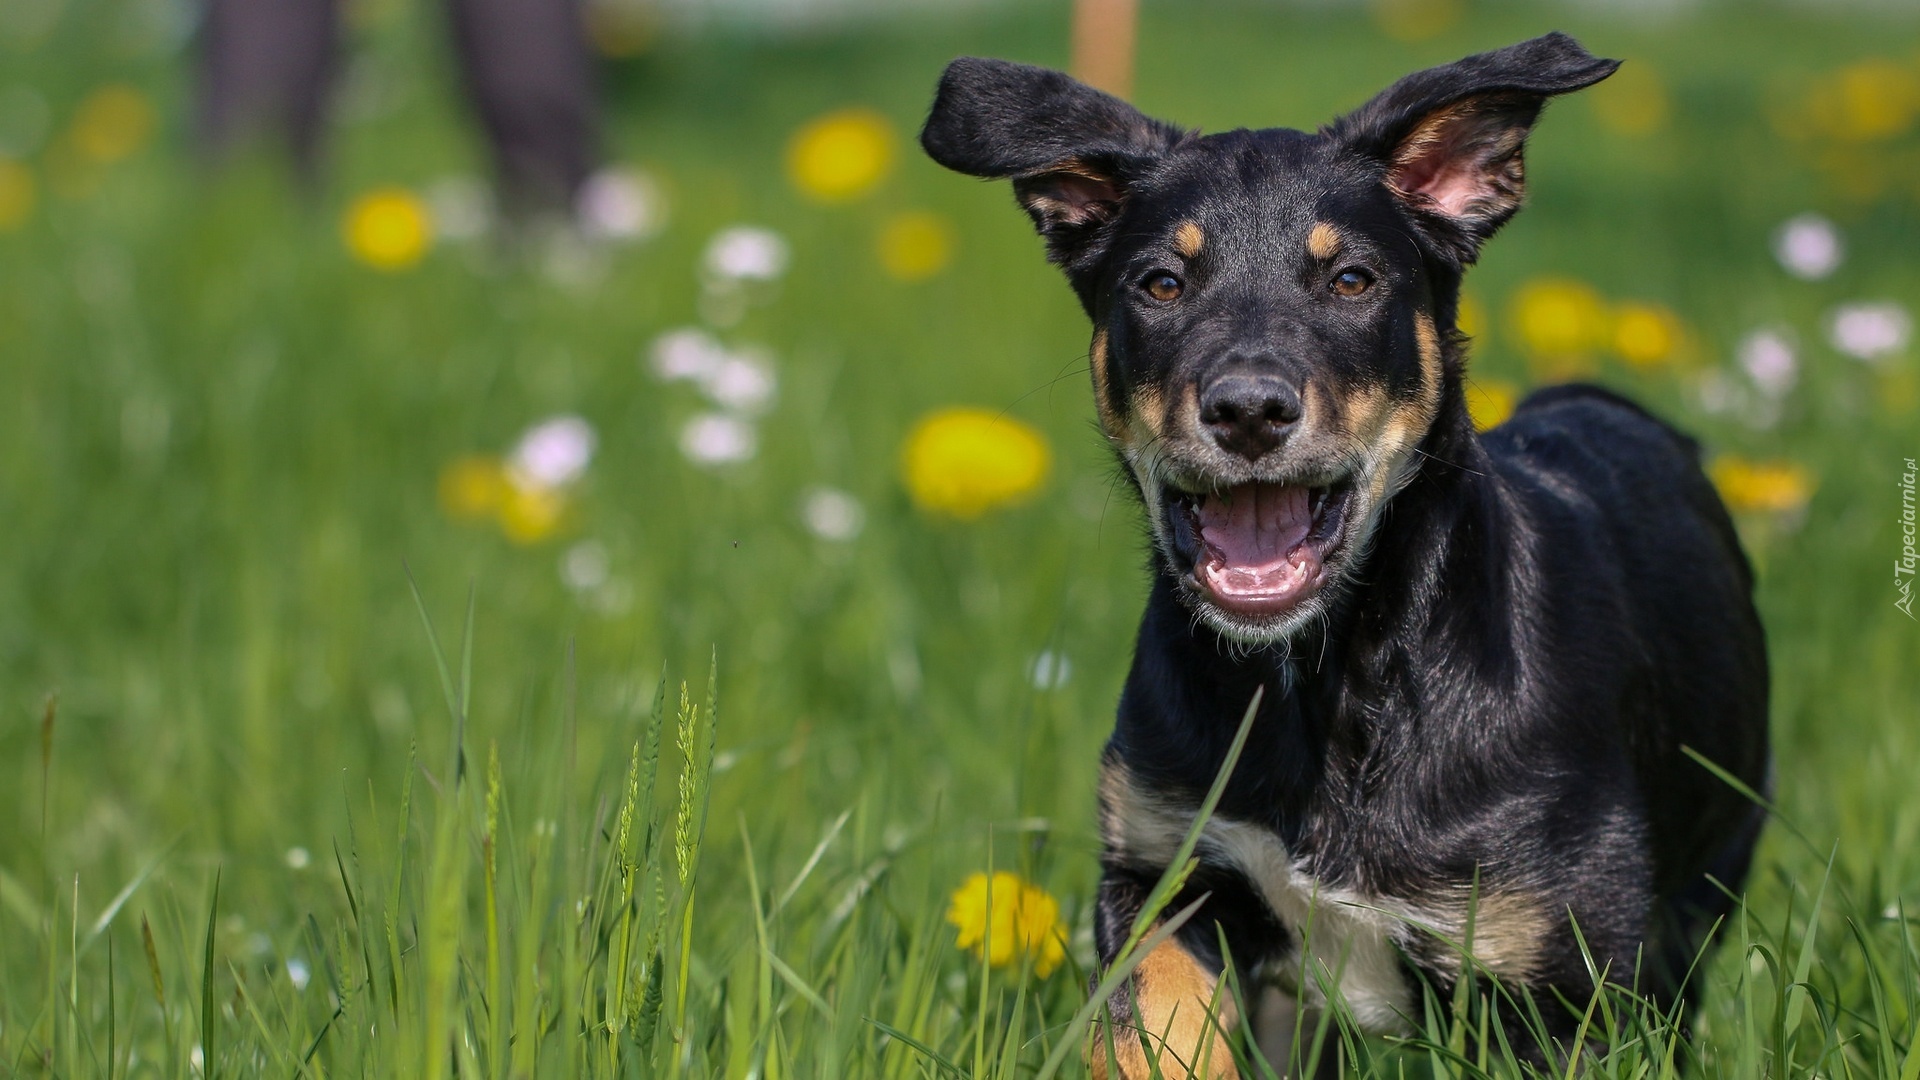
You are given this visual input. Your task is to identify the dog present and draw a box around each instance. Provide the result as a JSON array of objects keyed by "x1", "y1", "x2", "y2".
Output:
[{"x1": 922, "y1": 33, "x2": 1770, "y2": 1076}]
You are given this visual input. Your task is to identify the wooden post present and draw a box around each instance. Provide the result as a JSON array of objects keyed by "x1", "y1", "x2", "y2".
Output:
[{"x1": 1070, "y1": 0, "x2": 1139, "y2": 99}]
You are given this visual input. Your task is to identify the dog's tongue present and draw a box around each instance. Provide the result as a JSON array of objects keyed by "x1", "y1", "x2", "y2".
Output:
[{"x1": 1195, "y1": 482, "x2": 1322, "y2": 613}]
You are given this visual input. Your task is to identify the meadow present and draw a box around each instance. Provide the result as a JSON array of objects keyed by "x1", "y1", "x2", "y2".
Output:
[{"x1": 2, "y1": 0, "x2": 1919, "y2": 1075}]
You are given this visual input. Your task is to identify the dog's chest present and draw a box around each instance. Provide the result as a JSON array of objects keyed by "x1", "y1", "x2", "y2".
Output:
[{"x1": 1101, "y1": 768, "x2": 1419, "y2": 1033}]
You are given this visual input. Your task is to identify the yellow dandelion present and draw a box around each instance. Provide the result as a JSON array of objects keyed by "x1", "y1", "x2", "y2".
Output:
[
  {"x1": 1817, "y1": 145, "x2": 1893, "y2": 205},
  {"x1": 787, "y1": 108, "x2": 894, "y2": 204},
  {"x1": 1591, "y1": 62, "x2": 1671, "y2": 137},
  {"x1": 878, "y1": 210, "x2": 956, "y2": 281},
  {"x1": 902, "y1": 407, "x2": 1052, "y2": 520},
  {"x1": 69, "y1": 85, "x2": 156, "y2": 164},
  {"x1": 1510, "y1": 278, "x2": 1609, "y2": 379},
  {"x1": 439, "y1": 455, "x2": 509, "y2": 521},
  {"x1": 343, "y1": 187, "x2": 434, "y2": 271},
  {"x1": 946, "y1": 872, "x2": 1068, "y2": 978},
  {"x1": 1456, "y1": 292, "x2": 1487, "y2": 340},
  {"x1": 1709, "y1": 456, "x2": 1816, "y2": 516},
  {"x1": 498, "y1": 480, "x2": 570, "y2": 545},
  {"x1": 0, "y1": 159, "x2": 34, "y2": 231},
  {"x1": 1466, "y1": 379, "x2": 1518, "y2": 432},
  {"x1": 1611, "y1": 302, "x2": 1685, "y2": 369},
  {"x1": 1367, "y1": 0, "x2": 1462, "y2": 43},
  {"x1": 1877, "y1": 367, "x2": 1917, "y2": 416},
  {"x1": 1806, "y1": 59, "x2": 1919, "y2": 143}
]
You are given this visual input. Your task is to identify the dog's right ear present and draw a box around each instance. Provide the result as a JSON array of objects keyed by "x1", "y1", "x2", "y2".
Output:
[{"x1": 921, "y1": 58, "x2": 1185, "y2": 274}]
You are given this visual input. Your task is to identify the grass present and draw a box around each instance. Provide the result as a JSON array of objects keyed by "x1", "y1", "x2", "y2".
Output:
[{"x1": 2, "y1": 0, "x2": 1919, "y2": 1075}]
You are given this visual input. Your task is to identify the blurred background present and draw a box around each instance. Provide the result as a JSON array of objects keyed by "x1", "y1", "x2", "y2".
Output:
[{"x1": 1, "y1": 0, "x2": 1918, "y2": 1073}]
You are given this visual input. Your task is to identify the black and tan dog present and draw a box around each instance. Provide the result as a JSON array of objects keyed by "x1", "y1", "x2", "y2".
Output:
[{"x1": 922, "y1": 33, "x2": 1770, "y2": 1077}]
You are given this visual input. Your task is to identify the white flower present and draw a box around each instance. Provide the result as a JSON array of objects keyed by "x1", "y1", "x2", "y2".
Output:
[
  {"x1": 1700, "y1": 370, "x2": 1783, "y2": 430},
  {"x1": 540, "y1": 230, "x2": 607, "y2": 290},
  {"x1": 587, "y1": 578, "x2": 634, "y2": 616},
  {"x1": 698, "y1": 350, "x2": 778, "y2": 415},
  {"x1": 510, "y1": 415, "x2": 596, "y2": 488},
  {"x1": 576, "y1": 167, "x2": 665, "y2": 242},
  {"x1": 1030, "y1": 651, "x2": 1072, "y2": 690},
  {"x1": 284, "y1": 846, "x2": 311, "y2": 870},
  {"x1": 703, "y1": 226, "x2": 789, "y2": 283},
  {"x1": 679, "y1": 413, "x2": 757, "y2": 465},
  {"x1": 698, "y1": 281, "x2": 750, "y2": 330},
  {"x1": 1772, "y1": 214, "x2": 1842, "y2": 281},
  {"x1": 286, "y1": 957, "x2": 311, "y2": 991},
  {"x1": 424, "y1": 175, "x2": 493, "y2": 241},
  {"x1": 649, "y1": 327, "x2": 727, "y2": 382},
  {"x1": 560, "y1": 540, "x2": 610, "y2": 591},
  {"x1": 1693, "y1": 368, "x2": 1740, "y2": 416},
  {"x1": 1737, "y1": 329, "x2": 1797, "y2": 398},
  {"x1": 1828, "y1": 301, "x2": 1912, "y2": 363},
  {"x1": 801, "y1": 487, "x2": 864, "y2": 541}
]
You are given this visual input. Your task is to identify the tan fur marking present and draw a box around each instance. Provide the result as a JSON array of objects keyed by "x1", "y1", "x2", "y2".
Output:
[
  {"x1": 1087, "y1": 1023, "x2": 1147, "y2": 1080},
  {"x1": 1367, "y1": 406, "x2": 1429, "y2": 508},
  {"x1": 1305, "y1": 222, "x2": 1343, "y2": 261},
  {"x1": 1363, "y1": 310, "x2": 1447, "y2": 507},
  {"x1": 1133, "y1": 383, "x2": 1166, "y2": 440},
  {"x1": 1412, "y1": 311, "x2": 1444, "y2": 411},
  {"x1": 1340, "y1": 383, "x2": 1392, "y2": 443},
  {"x1": 1173, "y1": 221, "x2": 1206, "y2": 259},
  {"x1": 1175, "y1": 381, "x2": 1200, "y2": 436},
  {"x1": 1089, "y1": 936, "x2": 1240, "y2": 1080},
  {"x1": 1091, "y1": 330, "x2": 1124, "y2": 438},
  {"x1": 1429, "y1": 890, "x2": 1555, "y2": 981}
]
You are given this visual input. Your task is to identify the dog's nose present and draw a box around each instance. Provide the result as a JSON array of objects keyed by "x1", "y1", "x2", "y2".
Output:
[{"x1": 1199, "y1": 373, "x2": 1302, "y2": 460}]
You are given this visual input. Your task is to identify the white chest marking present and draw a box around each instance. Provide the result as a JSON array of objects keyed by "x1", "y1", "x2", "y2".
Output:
[
  {"x1": 1102, "y1": 764, "x2": 1553, "y2": 1036},
  {"x1": 1106, "y1": 773, "x2": 1420, "y2": 1034},
  {"x1": 1198, "y1": 815, "x2": 1416, "y2": 1033}
]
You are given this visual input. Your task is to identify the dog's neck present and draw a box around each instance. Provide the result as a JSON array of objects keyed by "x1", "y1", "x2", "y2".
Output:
[{"x1": 1117, "y1": 386, "x2": 1501, "y2": 828}]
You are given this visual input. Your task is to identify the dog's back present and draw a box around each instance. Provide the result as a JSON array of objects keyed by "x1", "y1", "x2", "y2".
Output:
[{"x1": 1489, "y1": 383, "x2": 1770, "y2": 992}]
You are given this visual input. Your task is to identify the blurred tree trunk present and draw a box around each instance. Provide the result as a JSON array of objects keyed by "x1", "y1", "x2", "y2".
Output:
[
  {"x1": 197, "y1": 0, "x2": 341, "y2": 174},
  {"x1": 446, "y1": 0, "x2": 602, "y2": 214},
  {"x1": 197, "y1": 0, "x2": 602, "y2": 215},
  {"x1": 1071, "y1": 0, "x2": 1138, "y2": 99}
]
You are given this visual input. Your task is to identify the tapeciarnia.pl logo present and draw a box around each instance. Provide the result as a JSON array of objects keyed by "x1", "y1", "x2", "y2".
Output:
[{"x1": 1899, "y1": 457, "x2": 1917, "y2": 620}]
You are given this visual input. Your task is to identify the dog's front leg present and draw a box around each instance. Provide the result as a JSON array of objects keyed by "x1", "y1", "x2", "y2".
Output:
[
  {"x1": 1249, "y1": 986, "x2": 1345, "y2": 1080},
  {"x1": 1087, "y1": 874, "x2": 1240, "y2": 1080}
]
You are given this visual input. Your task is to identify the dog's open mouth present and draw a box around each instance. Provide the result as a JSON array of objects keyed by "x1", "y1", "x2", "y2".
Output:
[{"x1": 1167, "y1": 481, "x2": 1355, "y2": 616}]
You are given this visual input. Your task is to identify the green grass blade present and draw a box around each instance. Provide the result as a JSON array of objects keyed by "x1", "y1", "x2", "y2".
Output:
[
  {"x1": 402, "y1": 564, "x2": 467, "y2": 787},
  {"x1": 1121, "y1": 686, "x2": 1263, "y2": 957},
  {"x1": 83, "y1": 838, "x2": 181, "y2": 954},
  {"x1": 199, "y1": 870, "x2": 221, "y2": 1080}
]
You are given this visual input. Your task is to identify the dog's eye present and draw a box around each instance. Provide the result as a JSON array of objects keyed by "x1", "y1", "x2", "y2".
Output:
[
  {"x1": 1330, "y1": 269, "x2": 1374, "y2": 297},
  {"x1": 1141, "y1": 272, "x2": 1183, "y2": 302}
]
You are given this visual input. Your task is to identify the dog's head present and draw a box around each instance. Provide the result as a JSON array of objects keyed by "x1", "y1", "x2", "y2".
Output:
[{"x1": 922, "y1": 34, "x2": 1617, "y2": 644}]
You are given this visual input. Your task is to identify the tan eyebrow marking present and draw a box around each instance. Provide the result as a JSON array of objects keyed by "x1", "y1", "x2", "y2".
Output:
[
  {"x1": 1306, "y1": 222, "x2": 1343, "y2": 261},
  {"x1": 1172, "y1": 220, "x2": 1205, "y2": 259}
]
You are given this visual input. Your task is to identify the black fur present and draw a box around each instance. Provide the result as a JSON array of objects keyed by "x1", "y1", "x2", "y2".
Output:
[{"x1": 924, "y1": 33, "x2": 1768, "y2": 1071}]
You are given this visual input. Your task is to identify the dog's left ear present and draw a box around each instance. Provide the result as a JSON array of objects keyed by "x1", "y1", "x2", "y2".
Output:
[{"x1": 1331, "y1": 32, "x2": 1619, "y2": 263}]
